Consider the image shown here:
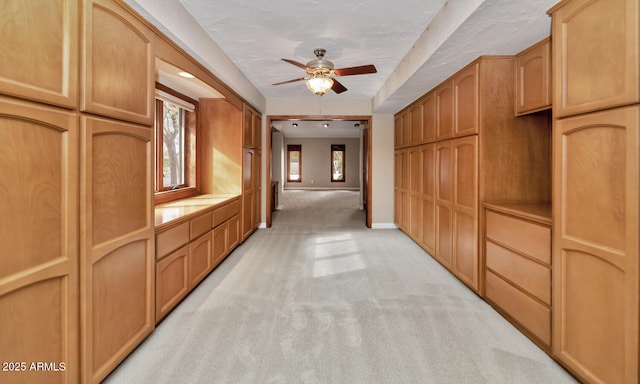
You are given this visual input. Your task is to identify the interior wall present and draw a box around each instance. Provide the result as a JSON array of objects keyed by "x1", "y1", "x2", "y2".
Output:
[{"x1": 283, "y1": 137, "x2": 360, "y2": 190}]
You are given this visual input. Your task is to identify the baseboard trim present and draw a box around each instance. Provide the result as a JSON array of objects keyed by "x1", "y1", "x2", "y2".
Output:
[{"x1": 371, "y1": 223, "x2": 398, "y2": 229}]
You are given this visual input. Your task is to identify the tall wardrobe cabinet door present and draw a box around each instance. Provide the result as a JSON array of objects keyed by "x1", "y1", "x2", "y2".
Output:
[
  {"x1": 81, "y1": 116, "x2": 155, "y2": 383},
  {"x1": 553, "y1": 106, "x2": 639, "y2": 384},
  {"x1": 452, "y1": 136, "x2": 478, "y2": 291},
  {"x1": 551, "y1": 0, "x2": 639, "y2": 117},
  {"x1": 0, "y1": 0, "x2": 78, "y2": 108},
  {"x1": 420, "y1": 143, "x2": 436, "y2": 255},
  {"x1": 0, "y1": 97, "x2": 79, "y2": 384},
  {"x1": 82, "y1": 0, "x2": 155, "y2": 125},
  {"x1": 435, "y1": 140, "x2": 453, "y2": 268}
]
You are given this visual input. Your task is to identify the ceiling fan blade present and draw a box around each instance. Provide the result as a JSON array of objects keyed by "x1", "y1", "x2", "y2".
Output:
[
  {"x1": 272, "y1": 77, "x2": 307, "y2": 86},
  {"x1": 282, "y1": 58, "x2": 309, "y2": 71},
  {"x1": 331, "y1": 79, "x2": 348, "y2": 94},
  {"x1": 333, "y1": 64, "x2": 377, "y2": 76}
]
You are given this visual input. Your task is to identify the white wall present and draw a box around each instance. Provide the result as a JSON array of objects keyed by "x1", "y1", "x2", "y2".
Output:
[{"x1": 283, "y1": 138, "x2": 360, "y2": 190}]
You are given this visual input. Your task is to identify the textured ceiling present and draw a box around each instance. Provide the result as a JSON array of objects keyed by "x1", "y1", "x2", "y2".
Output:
[{"x1": 128, "y1": 0, "x2": 556, "y2": 115}]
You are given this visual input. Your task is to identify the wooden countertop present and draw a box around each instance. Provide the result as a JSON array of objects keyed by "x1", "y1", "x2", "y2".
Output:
[
  {"x1": 483, "y1": 202, "x2": 552, "y2": 225},
  {"x1": 155, "y1": 194, "x2": 240, "y2": 229}
]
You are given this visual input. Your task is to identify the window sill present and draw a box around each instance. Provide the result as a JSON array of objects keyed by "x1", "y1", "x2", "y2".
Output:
[{"x1": 154, "y1": 187, "x2": 198, "y2": 205}]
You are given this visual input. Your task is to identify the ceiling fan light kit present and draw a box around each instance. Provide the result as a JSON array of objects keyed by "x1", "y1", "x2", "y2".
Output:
[{"x1": 273, "y1": 48, "x2": 377, "y2": 96}]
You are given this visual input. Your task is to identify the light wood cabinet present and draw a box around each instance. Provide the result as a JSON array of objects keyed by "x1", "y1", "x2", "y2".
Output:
[
  {"x1": 550, "y1": 0, "x2": 638, "y2": 118},
  {"x1": 243, "y1": 103, "x2": 261, "y2": 148},
  {"x1": 552, "y1": 106, "x2": 639, "y2": 384},
  {"x1": 452, "y1": 136, "x2": 478, "y2": 289},
  {"x1": 420, "y1": 143, "x2": 436, "y2": 255},
  {"x1": 515, "y1": 37, "x2": 551, "y2": 115},
  {"x1": 435, "y1": 140, "x2": 453, "y2": 268},
  {"x1": 435, "y1": 79, "x2": 454, "y2": 141},
  {"x1": 82, "y1": 0, "x2": 155, "y2": 125},
  {"x1": 189, "y1": 231, "x2": 212, "y2": 288},
  {"x1": 409, "y1": 102, "x2": 423, "y2": 146},
  {"x1": 0, "y1": 96, "x2": 79, "y2": 384},
  {"x1": 0, "y1": 0, "x2": 78, "y2": 108},
  {"x1": 454, "y1": 63, "x2": 479, "y2": 138},
  {"x1": 408, "y1": 146, "x2": 423, "y2": 242},
  {"x1": 156, "y1": 244, "x2": 189, "y2": 322},
  {"x1": 81, "y1": 116, "x2": 155, "y2": 384},
  {"x1": 242, "y1": 147, "x2": 261, "y2": 239},
  {"x1": 421, "y1": 92, "x2": 436, "y2": 143},
  {"x1": 484, "y1": 204, "x2": 551, "y2": 350},
  {"x1": 394, "y1": 149, "x2": 409, "y2": 231},
  {"x1": 394, "y1": 109, "x2": 410, "y2": 148}
]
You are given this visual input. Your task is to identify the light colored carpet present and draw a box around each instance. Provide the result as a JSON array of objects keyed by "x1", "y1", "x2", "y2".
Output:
[{"x1": 104, "y1": 190, "x2": 576, "y2": 383}]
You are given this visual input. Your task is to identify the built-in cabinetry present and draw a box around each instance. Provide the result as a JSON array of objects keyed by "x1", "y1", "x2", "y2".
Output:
[
  {"x1": 548, "y1": 0, "x2": 639, "y2": 382},
  {"x1": 395, "y1": 56, "x2": 551, "y2": 293},
  {"x1": 484, "y1": 204, "x2": 552, "y2": 350},
  {"x1": 155, "y1": 196, "x2": 241, "y2": 322},
  {"x1": 0, "y1": 0, "x2": 261, "y2": 382},
  {"x1": 515, "y1": 37, "x2": 551, "y2": 116},
  {"x1": 243, "y1": 104, "x2": 262, "y2": 240}
]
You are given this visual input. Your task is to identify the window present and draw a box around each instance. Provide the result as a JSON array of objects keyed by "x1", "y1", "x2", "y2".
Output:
[
  {"x1": 155, "y1": 84, "x2": 197, "y2": 203},
  {"x1": 331, "y1": 144, "x2": 345, "y2": 182},
  {"x1": 287, "y1": 144, "x2": 301, "y2": 182}
]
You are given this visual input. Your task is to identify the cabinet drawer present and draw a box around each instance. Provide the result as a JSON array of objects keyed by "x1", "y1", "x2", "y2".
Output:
[
  {"x1": 213, "y1": 205, "x2": 229, "y2": 227},
  {"x1": 486, "y1": 241, "x2": 550, "y2": 304},
  {"x1": 228, "y1": 199, "x2": 241, "y2": 217},
  {"x1": 486, "y1": 211, "x2": 550, "y2": 264},
  {"x1": 190, "y1": 211, "x2": 212, "y2": 240},
  {"x1": 156, "y1": 221, "x2": 190, "y2": 260},
  {"x1": 486, "y1": 271, "x2": 550, "y2": 346}
]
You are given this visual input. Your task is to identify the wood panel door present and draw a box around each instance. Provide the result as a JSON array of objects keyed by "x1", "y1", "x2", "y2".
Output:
[
  {"x1": 553, "y1": 106, "x2": 639, "y2": 384},
  {"x1": 516, "y1": 37, "x2": 551, "y2": 115},
  {"x1": 0, "y1": 96, "x2": 79, "y2": 384},
  {"x1": 82, "y1": 0, "x2": 155, "y2": 125},
  {"x1": 420, "y1": 143, "x2": 436, "y2": 255},
  {"x1": 436, "y1": 80, "x2": 454, "y2": 141},
  {"x1": 408, "y1": 146, "x2": 423, "y2": 242},
  {"x1": 409, "y1": 102, "x2": 423, "y2": 146},
  {"x1": 155, "y1": 245, "x2": 189, "y2": 323},
  {"x1": 0, "y1": 0, "x2": 78, "y2": 108},
  {"x1": 452, "y1": 136, "x2": 478, "y2": 291},
  {"x1": 394, "y1": 149, "x2": 409, "y2": 230},
  {"x1": 81, "y1": 116, "x2": 154, "y2": 384},
  {"x1": 435, "y1": 140, "x2": 453, "y2": 268},
  {"x1": 421, "y1": 92, "x2": 436, "y2": 143},
  {"x1": 189, "y1": 232, "x2": 212, "y2": 288},
  {"x1": 551, "y1": 0, "x2": 638, "y2": 117},
  {"x1": 213, "y1": 223, "x2": 229, "y2": 266},
  {"x1": 454, "y1": 63, "x2": 479, "y2": 138}
]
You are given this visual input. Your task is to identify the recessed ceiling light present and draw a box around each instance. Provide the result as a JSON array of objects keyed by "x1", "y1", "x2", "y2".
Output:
[
  {"x1": 323, "y1": 123, "x2": 329, "y2": 128},
  {"x1": 292, "y1": 123, "x2": 298, "y2": 127},
  {"x1": 179, "y1": 71, "x2": 195, "y2": 78}
]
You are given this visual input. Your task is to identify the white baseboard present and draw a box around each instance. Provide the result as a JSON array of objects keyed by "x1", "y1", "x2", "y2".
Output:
[{"x1": 371, "y1": 223, "x2": 398, "y2": 229}]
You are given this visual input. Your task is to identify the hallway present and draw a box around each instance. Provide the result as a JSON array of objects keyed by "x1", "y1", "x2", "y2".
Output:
[{"x1": 105, "y1": 191, "x2": 575, "y2": 383}]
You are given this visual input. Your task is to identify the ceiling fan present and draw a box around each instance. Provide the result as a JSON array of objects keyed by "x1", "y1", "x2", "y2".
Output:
[{"x1": 273, "y1": 48, "x2": 377, "y2": 96}]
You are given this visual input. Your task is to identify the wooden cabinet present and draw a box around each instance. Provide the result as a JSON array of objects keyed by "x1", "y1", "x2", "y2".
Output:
[
  {"x1": 0, "y1": 0, "x2": 78, "y2": 108},
  {"x1": 454, "y1": 63, "x2": 479, "y2": 137},
  {"x1": 452, "y1": 136, "x2": 478, "y2": 289},
  {"x1": 81, "y1": 116, "x2": 155, "y2": 384},
  {"x1": 243, "y1": 103, "x2": 261, "y2": 148},
  {"x1": 395, "y1": 55, "x2": 550, "y2": 295},
  {"x1": 515, "y1": 37, "x2": 551, "y2": 115},
  {"x1": 484, "y1": 204, "x2": 551, "y2": 350},
  {"x1": 549, "y1": 1, "x2": 640, "y2": 381},
  {"x1": 155, "y1": 197, "x2": 242, "y2": 322},
  {"x1": 552, "y1": 106, "x2": 639, "y2": 384},
  {"x1": 435, "y1": 140, "x2": 453, "y2": 268},
  {"x1": 156, "y1": 245, "x2": 189, "y2": 322},
  {"x1": 409, "y1": 102, "x2": 423, "y2": 146},
  {"x1": 550, "y1": 0, "x2": 638, "y2": 118},
  {"x1": 82, "y1": 0, "x2": 155, "y2": 125},
  {"x1": 394, "y1": 109, "x2": 409, "y2": 148},
  {"x1": 0, "y1": 96, "x2": 79, "y2": 384},
  {"x1": 435, "y1": 79, "x2": 454, "y2": 141}
]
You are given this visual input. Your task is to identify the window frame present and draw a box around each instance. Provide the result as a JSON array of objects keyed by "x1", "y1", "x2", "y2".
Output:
[
  {"x1": 331, "y1": 144, "x2": 346, "y2": 182},
  {"x1": 287, "y1": 144, "x2": 302, "y2": 182},
  {"x1": 154, "y1": 83, "x2": 198, "y2": 204}
]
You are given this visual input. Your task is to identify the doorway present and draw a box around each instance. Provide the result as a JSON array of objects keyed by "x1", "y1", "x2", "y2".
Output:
[{"x1": 265, "y1": 115, "x2": 372, "y2": 228}]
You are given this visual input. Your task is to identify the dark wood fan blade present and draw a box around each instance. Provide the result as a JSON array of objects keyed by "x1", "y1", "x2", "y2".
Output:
[
  {"x1": 331, "y1": 79, "x2": 348, "y2": 94},
  {"x1": 272, "y1": 77, "x2": 307, "y2": 86},
  {"x1": 282, "y1": 58, "x2": 309, "y2": 71},
  {"x1": 333, "y1": 65, "x2": 377, "y2": 76}
]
